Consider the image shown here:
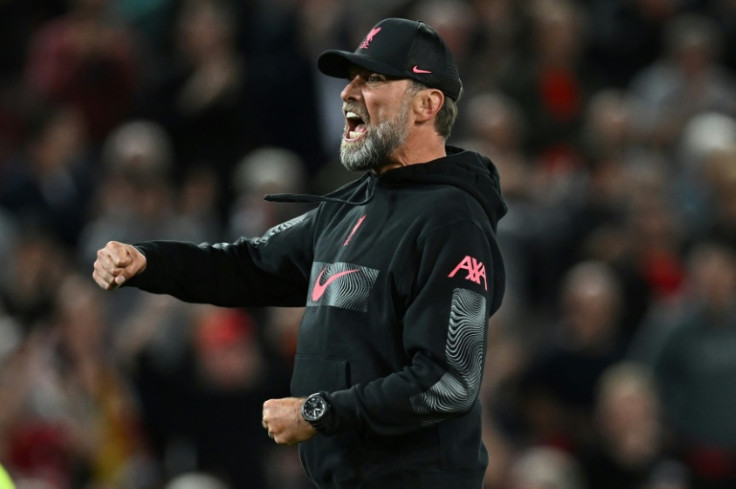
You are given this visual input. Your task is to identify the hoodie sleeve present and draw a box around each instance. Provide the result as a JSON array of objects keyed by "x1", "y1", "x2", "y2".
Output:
[
  {"x1": 125, "y1": 211, "x2": 317, "y2": 307},
  {"x1": 327, "y1": 217, "x2": 504, "y2": 436}
]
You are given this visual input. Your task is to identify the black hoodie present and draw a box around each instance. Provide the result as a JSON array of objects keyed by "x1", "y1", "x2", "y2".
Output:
[{"x1": 128, "y1": 147, "x2": 507, "y2": 489}]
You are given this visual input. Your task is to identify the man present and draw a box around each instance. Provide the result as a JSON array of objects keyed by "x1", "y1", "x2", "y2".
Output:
[{"x1": 93, "y1": 18, "x2": 507, "y2": 489}]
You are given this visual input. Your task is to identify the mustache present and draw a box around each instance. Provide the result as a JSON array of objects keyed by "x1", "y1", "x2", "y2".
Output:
[{"x1": 342, "y1": 103, "x2": 370, "y2": 123}]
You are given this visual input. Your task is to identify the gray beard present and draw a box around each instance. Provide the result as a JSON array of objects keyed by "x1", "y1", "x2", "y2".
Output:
[{"x1": 339, "y1": 108, "x2": 409, "y2": 172}]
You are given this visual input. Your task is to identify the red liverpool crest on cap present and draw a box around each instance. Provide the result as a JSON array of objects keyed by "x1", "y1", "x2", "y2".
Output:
[{"x1": 359, "y1": 27, "x2": 382, "y2": 49}]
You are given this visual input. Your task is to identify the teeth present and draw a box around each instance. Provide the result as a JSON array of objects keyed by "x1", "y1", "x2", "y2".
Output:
[
  {"x1": 348, "y1": 131, "x2": 362, "y2": 139},
  {"x1": 346, "y1": 111, "x2": 360, "y2": 120}
]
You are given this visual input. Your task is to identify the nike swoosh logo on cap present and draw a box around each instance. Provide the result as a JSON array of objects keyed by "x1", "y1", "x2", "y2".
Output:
[
  {"x1": 412, "y1": 65, "x2": 432, "y2": 74},
  {"x1": 311, "y1": 268, "x2": 361, "y2": 302}
]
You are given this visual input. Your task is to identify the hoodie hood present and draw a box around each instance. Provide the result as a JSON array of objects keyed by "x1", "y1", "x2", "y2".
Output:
[
  {"x1": 266, "y1": 146, "x2": 507, "y2": 230},
  {"x1": 377, "y1": 146, "x2": 507, "y2": 229}
]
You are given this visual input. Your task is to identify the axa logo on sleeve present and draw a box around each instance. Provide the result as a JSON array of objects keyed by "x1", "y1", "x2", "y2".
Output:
[
  {"x1": 308, "y1": 262, "x2": 379, "y2": 312},
  {"x1": 448, "y1": 256, "x2": 487, "y2": 291}
]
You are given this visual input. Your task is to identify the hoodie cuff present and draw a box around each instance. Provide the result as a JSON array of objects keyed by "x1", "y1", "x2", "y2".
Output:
[{"x1": 323, "y1": 389, "x2": 362, "y2": 436}]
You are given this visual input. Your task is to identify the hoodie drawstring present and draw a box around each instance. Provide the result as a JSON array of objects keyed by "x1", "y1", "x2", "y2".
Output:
[{"x1": 264, "y1": 173, "x2": 377, "y2": 207}]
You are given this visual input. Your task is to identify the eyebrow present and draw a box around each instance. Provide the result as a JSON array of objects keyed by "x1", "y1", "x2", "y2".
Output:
[
  {"x1": 346, "y1": 67, "x2": 371, "y2": 79},
  {"x1": 346, "y1": 69, "x2": 398, "y2": 81}
]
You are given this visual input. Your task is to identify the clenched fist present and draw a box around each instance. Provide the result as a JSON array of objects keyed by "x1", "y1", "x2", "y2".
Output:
[
  {"x1": 92, "y1": 241, "x2": 147, "y2": 290},
  {"x1": 262, "y1": 397, "x2": 316, "y2": 445}
]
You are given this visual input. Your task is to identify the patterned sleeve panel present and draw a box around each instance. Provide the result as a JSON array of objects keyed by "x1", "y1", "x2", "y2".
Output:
[{"x1": 409, "y1": 288, "x2": 487, "y2": 425}]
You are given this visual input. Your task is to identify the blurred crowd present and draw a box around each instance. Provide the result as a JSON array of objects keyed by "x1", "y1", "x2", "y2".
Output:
[{"x1": 1, "y1": 0, "x2": 736, "y2": 488}]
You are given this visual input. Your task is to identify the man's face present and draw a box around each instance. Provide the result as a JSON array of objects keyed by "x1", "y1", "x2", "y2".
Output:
[{"x1": 339, "y1": 69, "x2": 415, "y2": 172}]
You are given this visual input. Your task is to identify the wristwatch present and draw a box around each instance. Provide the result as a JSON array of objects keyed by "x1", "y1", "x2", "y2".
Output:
[{"x1": 301, "y1": 392, "x2": 332, "y2": 434}]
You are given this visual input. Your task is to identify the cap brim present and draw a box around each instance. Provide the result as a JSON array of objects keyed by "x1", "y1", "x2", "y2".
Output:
[{"x1": 318, "y1": 50, "x2": 407, "y2": 80}]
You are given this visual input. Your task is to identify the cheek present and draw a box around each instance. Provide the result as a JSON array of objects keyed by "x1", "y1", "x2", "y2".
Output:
[
  {"x1": 362, "y1": 98, "x2": 379, "y2": 125},
  {"x1": 367, "y1": 104, "x2": 397, "y2": 128},
  {"x1": 364, "y1": 86, "x2": 411, "y2": 126}
]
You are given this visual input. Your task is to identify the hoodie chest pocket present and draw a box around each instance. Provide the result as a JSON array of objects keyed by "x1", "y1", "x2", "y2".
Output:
[{"x1": 290, "y1": 355, "x2": 349, "y2": 397}]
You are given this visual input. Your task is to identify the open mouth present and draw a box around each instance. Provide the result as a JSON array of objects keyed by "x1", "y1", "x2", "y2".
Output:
[{"x1": 345, "y1": 111, "x2": 367, "y2": 142}]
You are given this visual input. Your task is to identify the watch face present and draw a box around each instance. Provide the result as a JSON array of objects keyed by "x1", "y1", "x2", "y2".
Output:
[{"x1": 303, "y1": 395, "x2": 326, "y2": 421}]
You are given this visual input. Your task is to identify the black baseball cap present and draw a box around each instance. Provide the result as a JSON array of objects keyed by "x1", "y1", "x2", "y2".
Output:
[{"x1": 318, "y1": 18, "x2": 463, "y2": 100}]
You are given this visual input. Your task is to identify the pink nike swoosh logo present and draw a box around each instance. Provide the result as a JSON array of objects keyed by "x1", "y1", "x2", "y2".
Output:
[
  {"x1": 412, "y1": 65, "x2": 432, "y2": 74},
  {"x1": 311, "y1": 268, "x2": 361, "y2": 302}
]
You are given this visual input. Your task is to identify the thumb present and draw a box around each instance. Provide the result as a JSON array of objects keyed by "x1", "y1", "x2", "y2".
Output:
[
  {"x1": 111, "y1": 244, "x2": 146, "y2": 285},
  {"x1": 113, "y1": 260, "x2": 140, "y2": 286}
]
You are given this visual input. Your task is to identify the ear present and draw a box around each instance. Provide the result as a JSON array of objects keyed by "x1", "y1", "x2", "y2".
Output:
[{"x1": 412, "y1": 88, "x2": 444, "y2": 124}]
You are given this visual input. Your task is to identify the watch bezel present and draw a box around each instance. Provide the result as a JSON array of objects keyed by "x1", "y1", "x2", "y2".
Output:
[
  {"x1": 301, "y1": 392, "x2": 332, "y2": 433},
  {"x1": 302, "y1": 393, "x2": 327, "y2": 422}
]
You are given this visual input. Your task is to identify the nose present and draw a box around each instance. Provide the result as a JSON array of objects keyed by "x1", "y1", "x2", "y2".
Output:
[{"x1": 341, "y1": 74, "x2": 363, "y2": 102}]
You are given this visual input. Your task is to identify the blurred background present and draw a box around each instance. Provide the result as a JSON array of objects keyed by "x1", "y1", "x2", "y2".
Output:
[{"x1": 1, "y1": 0, "x2": 736, "y2": 488}]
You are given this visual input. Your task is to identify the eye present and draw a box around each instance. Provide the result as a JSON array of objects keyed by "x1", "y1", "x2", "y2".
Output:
[{"x1": 367, "y1": 73, "x2": 385, "y2": 83}]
